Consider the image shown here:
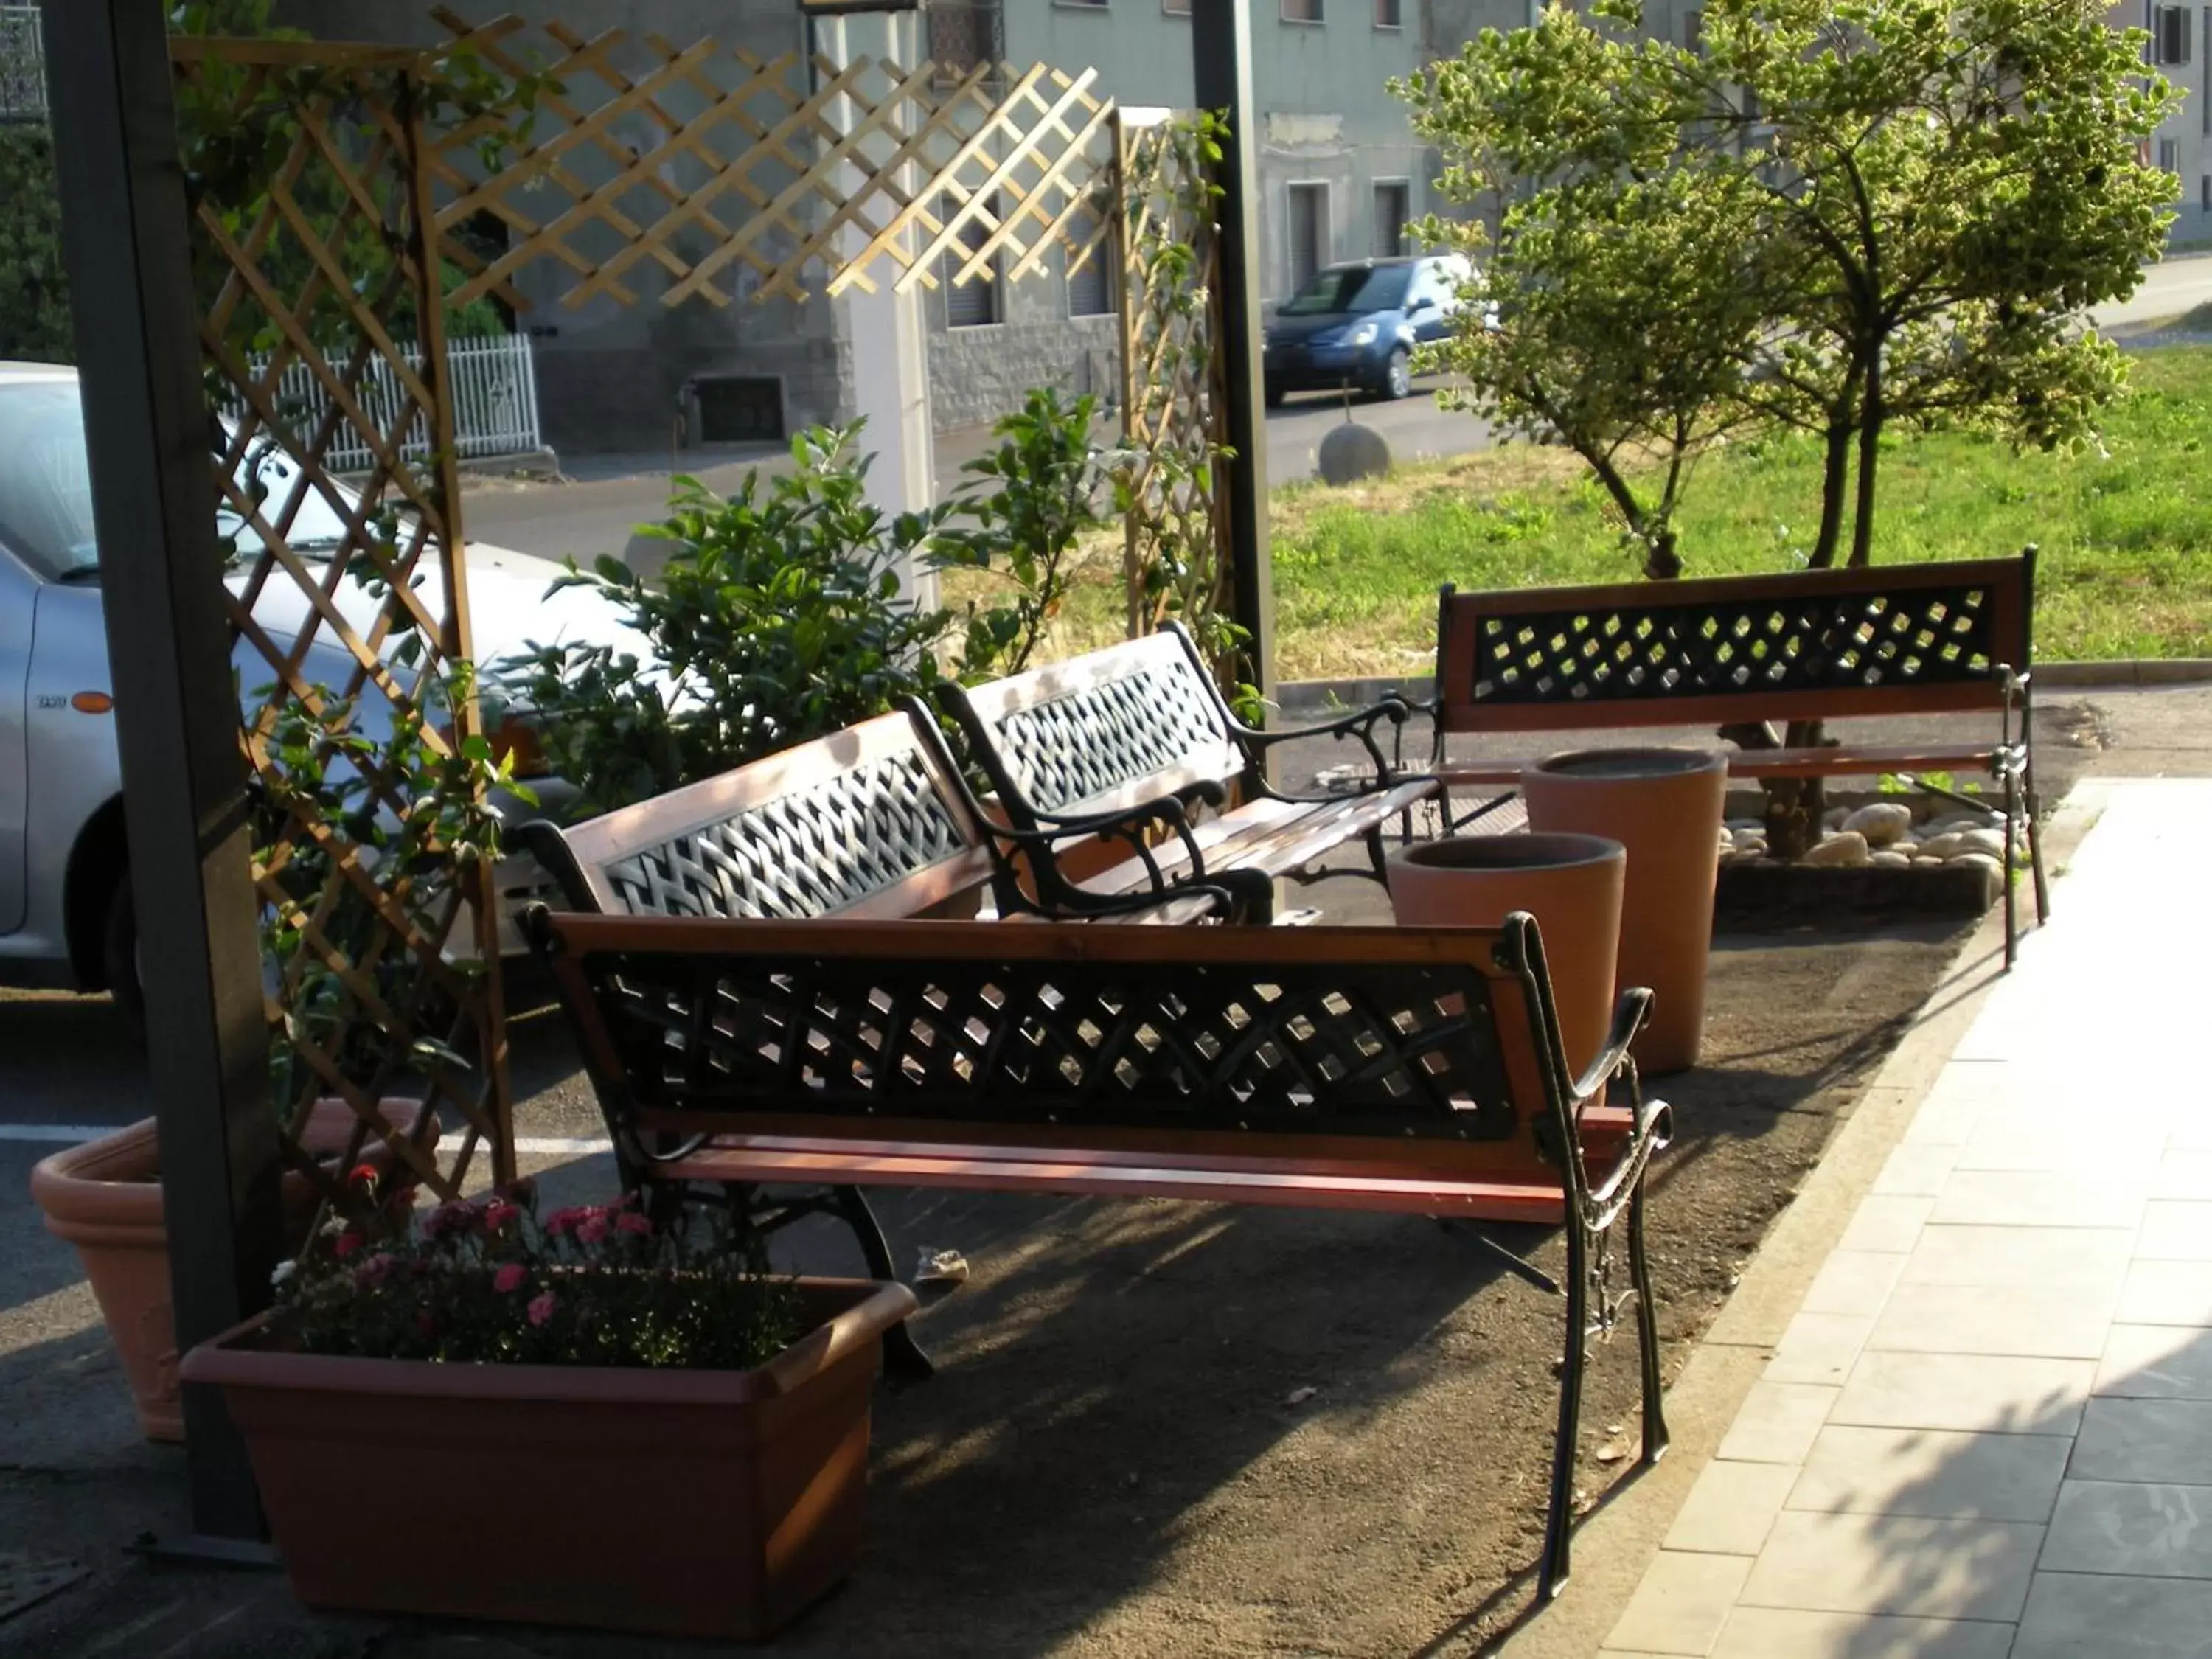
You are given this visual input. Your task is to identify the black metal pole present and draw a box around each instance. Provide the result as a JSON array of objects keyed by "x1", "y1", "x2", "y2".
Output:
[
  {"x1": 1191, "y1": 0, "x2": 1275, "y2": 717},
  {"x1": 42, "y1": 0, "x2": 279, "y2": 1543}
]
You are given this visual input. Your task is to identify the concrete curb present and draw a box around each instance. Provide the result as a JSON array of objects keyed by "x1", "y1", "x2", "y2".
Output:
[
  {"x1": 1492, "y1": 782, "x2": 2112, "y2": 1659},
  {"x1": 1273, "y1": 660, "x2": 2212, "y2": 713}
]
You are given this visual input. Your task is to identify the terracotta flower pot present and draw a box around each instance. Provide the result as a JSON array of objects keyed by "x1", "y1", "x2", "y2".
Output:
[
  {"x1": 1523, "y1": 748, "x2": 1730, "y2": 1074},
  {"x1": 27, "y1": 1099, "x2": 437, "y2": 1442},
  {"x1": 1387, "y1": 832, "x2": 1626, "y2": 1081},
  {"x1": 179, "y1": 1276, "x2": 919, "y2": 1641}
]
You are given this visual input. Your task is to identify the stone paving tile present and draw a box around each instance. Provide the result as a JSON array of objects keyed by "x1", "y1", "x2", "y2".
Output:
[
  {"x1": 2154, "y1": 1151, "x2": 2212, "y2": 1201},
  {"x1": 2042, "y1": 1479, "x2": 2212, "y2": 1579},
  {"x1": 1736, "y1": 1511, "x2": 2042, "y2": 1621},
  {"x1": 1717, "y1": 1382, "x2": 1840, "y2": 1466},
  {"x1": 1867, "y1": 1281, "x2": 2118, "y2": 1360},
  {"x1": 1839, "y1": 1196, "x2": 1935, "y2": 1256},
  {"x1": 1786, "y1": 1425, "x2": 2067, "y2": 1523},
  {"x1": 2118, "y1": 1259, "x2": 2212, "y2": 1326},
  {"x1": 1929, "y1": 1170, "x2": 2149, "y2": 1231},
  {"x1": 1952, "y1": 1115, "x2": 2162, "y2": 1175},
  {"x1": 1708, "y1": 1607, "x2": 2016, "y2": 1659},
  {"x1": 1831, "y1": 1352, "x2": 2095, "y2": 1437},
  {"x1": 1873, "y1": 1144, "x2": 1962, "y2": 1197},
  {"x1": 1663, "y1": 1461, "x2": 1798, "y2": 1558},
  {"x1": 1766, "y1": 1312, "x2": 1876, "y2": 1387},
  {"x1": 2012, "y1": 1572, "x2": 2212, "y2": 1658},
  {"x1": 1801, "y1": 1251, "x2": 1909, "y2": 1318},
  {"x1": 2073, "y1": 1398, "x2": 2212, "y2": 1486},
  {"x1": 2137, "y1": 1201, "x2": 2212, "y2": 1262},
  {"x1": 2097, "y1": 1324, "x2": 2212, "y2": 1399},
  {"x1": 1603, "y1": 1551, "x2": 1753, "y2": 1656},
  {"x1": 1896, "y1": 1225, "x2": 2133, "y2": 1293}
]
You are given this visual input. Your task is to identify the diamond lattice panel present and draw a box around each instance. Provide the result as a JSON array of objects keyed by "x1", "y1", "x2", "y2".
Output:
[{"x1": 1470, "y1": 585, "x2": 2002, "y2": 709}]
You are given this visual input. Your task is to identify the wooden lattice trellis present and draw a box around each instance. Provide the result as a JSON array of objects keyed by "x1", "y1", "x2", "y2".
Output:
[
  {"x1": 1116, "y1": 113, "x2": 1234, "y2": 667},
  {"x1": 175, "y1": 38, "x2": 511, "y2": 1205},
  {"x1": 425, "y1": 10, "x2": 1117, "y2": 312}
]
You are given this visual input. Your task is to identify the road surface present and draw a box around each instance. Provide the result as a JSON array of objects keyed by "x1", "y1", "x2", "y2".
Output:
[
  {"x1": 2089, "y1": 251, "x2": 2212, "y2": 328},
  {"x1": 465, "y1": 378, "x2": 1491, "y2": 571}
]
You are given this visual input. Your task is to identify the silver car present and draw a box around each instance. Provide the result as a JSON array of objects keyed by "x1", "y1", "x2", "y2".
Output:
[{"x1": 0, "y1": 361, "x2": 641, "y2": 1031}]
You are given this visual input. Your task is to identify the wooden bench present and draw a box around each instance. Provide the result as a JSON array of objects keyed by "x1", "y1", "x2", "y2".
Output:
[
  {"x1": 526, "y1": 905, "x2": 1674, "y2": 1599},
  {"x1": 515, "y1": 707, "x2": 1250, "y2": 1378},
  {"x1": 936, "y1": 622, "x2": 1440, "y2": 924},
  {"x1": 1429, "y1": 552, "x2": 2047, "y2": 964}
]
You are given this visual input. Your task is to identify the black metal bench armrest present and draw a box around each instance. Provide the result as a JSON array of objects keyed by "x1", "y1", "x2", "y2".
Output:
[
  {"x1": 981, "y1": 795, "x2": 1270, "y2": 923},
  {"x1": 1229, "y1": 695, "x2": 1416, "y2": 790},
  {"x1": 1574, "y1": 986, "x2": 1654, "y2": 1107},
  {"x1": 1586, "y1": 1093, "x2": 1675, "y2": 1225}
]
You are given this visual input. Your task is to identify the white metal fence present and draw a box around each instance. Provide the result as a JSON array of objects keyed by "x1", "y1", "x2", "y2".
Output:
[
  {"x1": 1, "y1": 5, "x2": 44, "y2": 122},
  {"x1": 223, "y1": 333, "x2": 545, "y2": 474}
]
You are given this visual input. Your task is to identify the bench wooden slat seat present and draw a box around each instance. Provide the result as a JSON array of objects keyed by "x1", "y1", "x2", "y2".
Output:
[
  {"x1": 939, "y1": 622, "x2": 1438, "y2": 922},
  {"x1": 1428, "y1": 552, "x2": 2047, "y2": 964},
  {"x1": 529, "y1": 905, "x2": 1674, "y2": 1599}
]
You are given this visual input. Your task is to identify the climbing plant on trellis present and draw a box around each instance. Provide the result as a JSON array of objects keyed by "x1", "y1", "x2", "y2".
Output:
[
  {"x1": 174, "y1": 36, "x2": 528, "y2": 1203},
  {"x1": 1114, "y1": 111, "x2": 1245, "y2": 706}
]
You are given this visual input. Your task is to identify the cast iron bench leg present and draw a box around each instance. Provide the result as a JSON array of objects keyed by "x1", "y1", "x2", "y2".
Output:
[
  {"x1": 1542, "y1": 1207, "x2": 1591, "y2": 1601},
  {"x1": 1630, "y1": 1182, "x2": 1669, "y2": 1468},
  {"x1": 834, "y1": 1183, "x2": 935, "y2": 1382}
]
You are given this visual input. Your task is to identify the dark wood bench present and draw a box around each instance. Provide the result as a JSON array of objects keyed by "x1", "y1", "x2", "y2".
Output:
[
  {"x1": 936, "y1": 622, "x2": 1439, "y2": 924},
  {"x1": 515, "y1": 707, "x2": 1251, "y2": 1378},
  {"x1": 526, "y1": 905, "x2": 1673, "y2": 1599},
  {"x1": 1429, "y1": 552, "x2": 2047, "y2": 964}
]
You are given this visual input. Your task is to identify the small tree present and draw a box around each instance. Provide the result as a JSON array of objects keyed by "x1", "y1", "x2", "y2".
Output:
[
  {"x1": 1401, "y1": 0, "x2": 2176, "y2": 847},
  {"x1": 1402, "y1": 0, "x2": 2177, "y2": 571}
]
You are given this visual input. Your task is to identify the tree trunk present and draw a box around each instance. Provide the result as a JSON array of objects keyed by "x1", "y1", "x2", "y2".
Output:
[
  {"x1": 1725, "y1": 717, "x2": 1832, "y2": 859},
  {"x1": 1848, "y1": 346, "x2": 1882, "y2": 569},
  {"x1": 1809, "y1": 417, "x2": 1853, "y2": 570}
]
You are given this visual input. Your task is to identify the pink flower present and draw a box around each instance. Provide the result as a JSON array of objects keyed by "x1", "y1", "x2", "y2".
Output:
[
  {"x1": 353, "y1": 1252, "x2": 394, "y2": 1289},
  {"x1": 526, "y1": 1290, "x2": 557, "y2": 1327},
  {"x1": 333, "y1": 1231, "x2": 362, "y2": 1260},
  {"x1": 482, "y1": 1200, "x2": 521, "y2": 1233},
  {"x1": 543, "y1": 1207, "x2": 584, "y2": 1238},
  {"x1": 576, "y1": 1214, "x2": 610, "y2": 1246},
  {"x1": 493, "y1": 1262, "x2": 526, "y2": 1295},
  {"x1": 346, "y1": 1162, "x2": 380, "y2": 1189},
  {"x1": 421, "y1": 1200, "x2": 475, "y2": 1241},
  {"x1": 614, "y1": 1211, "x2": 653, "y2": 1237}
]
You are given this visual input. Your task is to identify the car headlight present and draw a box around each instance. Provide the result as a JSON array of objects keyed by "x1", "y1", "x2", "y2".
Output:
[{"x1": 1345, "y1": 321, "x2": 1380, "y2": 347}]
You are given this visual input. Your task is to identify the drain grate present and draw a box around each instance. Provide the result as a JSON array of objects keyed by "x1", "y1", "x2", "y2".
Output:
[{"x1": 0, "y1": 1554, "x2": 87, "y2": 1624}]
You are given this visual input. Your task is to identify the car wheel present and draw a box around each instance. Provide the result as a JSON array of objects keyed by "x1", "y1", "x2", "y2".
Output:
[
  {"x1": 1264, "y1": 380, "x2": 1287, "y2": 410},
  {"x1": 103, "y1": 876, "x2": 147, "y2": 1044},
  {"x1": 1380, "y1": 347, "x2": 1412, "y2": 401}
]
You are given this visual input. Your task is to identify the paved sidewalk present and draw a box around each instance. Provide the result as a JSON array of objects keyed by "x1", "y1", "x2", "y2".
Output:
[{"x1": 1602, "y1": 777, "x2": 2212, "y2": 1658}]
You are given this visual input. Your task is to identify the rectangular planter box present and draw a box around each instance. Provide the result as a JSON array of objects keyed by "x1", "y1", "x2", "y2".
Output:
[{"x1": 179, "y1": 1276, "x2": 917, "y2": 1641}]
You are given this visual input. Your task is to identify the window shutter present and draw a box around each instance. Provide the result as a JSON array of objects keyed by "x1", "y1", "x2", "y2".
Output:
[
  {"x1": 1066, "y1": 206, "x2": 1113, "y2": 317},
  {"x1": 943, "y1": 195, "x2": 1000, "y2": 327},
  {"x1": 1288, "y1": 185, "x2": 1326, "y2": 291},
  {"x1": 1372, "y1": 182, "x2": 1408, "y2": 259}
]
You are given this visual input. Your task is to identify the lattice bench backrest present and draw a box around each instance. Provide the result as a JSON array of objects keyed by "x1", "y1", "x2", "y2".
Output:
[
  {"x1": 536, "y1": 914, "x2": 1562, "y2": 1161},
  {"x1": 944, "y1": 629, "x2": 1244, "y2": 820},
  {"x1": 526, "y1": 711, "x2": 997, "y2": 923},
  {"x1": 1433, "y1": 554, "x2": 2034, "y2": 735}
]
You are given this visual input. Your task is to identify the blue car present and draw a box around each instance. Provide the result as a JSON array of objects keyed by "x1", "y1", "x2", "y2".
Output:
[{"x1": 1262, "y1": 254, "x2": 1475, "y2": 406}]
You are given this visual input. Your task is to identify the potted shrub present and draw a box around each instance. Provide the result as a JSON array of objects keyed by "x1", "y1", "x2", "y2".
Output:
[
  {"x1": 29, "y1": 672, "x2": 511, "y2": 1440},
  {"x1": 181, "y1": 1180, "x2": 917, "y2": 1641}
]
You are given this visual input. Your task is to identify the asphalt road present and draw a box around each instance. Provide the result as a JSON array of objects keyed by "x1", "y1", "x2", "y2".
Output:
[
  {"x1": 464, "y1": 378, "x2": 1491, "y2": 572},
  {"x1": 2090, "y1": 251, "x2": 2212, "y2": 328}
]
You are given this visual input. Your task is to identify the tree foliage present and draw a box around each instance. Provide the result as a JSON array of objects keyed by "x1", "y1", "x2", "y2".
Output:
[
  {"x1": 1399, "y1": 0, "x2": 2179, "y2": 577},
  {"x1": 0, "y1": 125, "x2": 69, "y2": 364}
]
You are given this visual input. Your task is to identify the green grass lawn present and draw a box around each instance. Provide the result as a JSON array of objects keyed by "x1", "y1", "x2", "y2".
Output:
[{"x1": 1267, "y1": 345, "x2": 2212, "y2": 681}]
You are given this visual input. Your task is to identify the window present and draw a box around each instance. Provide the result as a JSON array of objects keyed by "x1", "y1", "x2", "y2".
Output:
[
  {"x1": 1280, "y1": 262, "x2": 1411, "y2": 315},
  {"x1": 942, "y1": 195, "x2": 1001, "y2": 327},
  {"x1": 1683, "y1": 8, "x2": 1702, "y2": 51},
  {"x1": 2201, "y1": 173, "x2": 2210, "y2": 209},
  {"x1": 926, "y1": 0, "x2": 1003, "y2": 87},
  {"x1": 1066, "y1": 206, "x2": 1115, "y2": 317},
  {"x1": 1281, "y1": 0, "x2": 1324, "y2": 23},
  {"x1": 0, "y1": 380, "x2": 98, "y2": 581},
  {"x1": 2203, "y1": 7, "x2": 2210, "y2": 132},
  {"x1": 1372, "y1": 180, "x2": 1409, "y2": 259},
  {"x1": 1374, "y1": 0, "x2": 1402, "y2": 26},
  {"x1": 1163, "y1": 0, "x2": 1189, "y2": 12},
  {"x1": 2160, "y1": 136, "x2": 2182, "y2": 178},
  {"x1": 1056, "y1": 0, "x2": 1107, "y2": 10},
  {"x1": 2159, "y1": 4, "x2": 2192, "y2": 64},
  {"x1": 1286, "y1": 183, "x2": 1329, "y2": 293}
]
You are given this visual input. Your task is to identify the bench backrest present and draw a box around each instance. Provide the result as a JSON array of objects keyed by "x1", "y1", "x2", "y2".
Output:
[
  {"x1": 518, "y1": 709, "x2": 998, "y2": 923},
  {"x1": 529, "y1": 910, "x2": 1579, "y2": 1172},
  {"x1": 937, "y1": 625, "x2": 1245, "y2": 824},
  {"x1": 1433, "y1": 553, "x2": 2034, "y2": 736}
]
